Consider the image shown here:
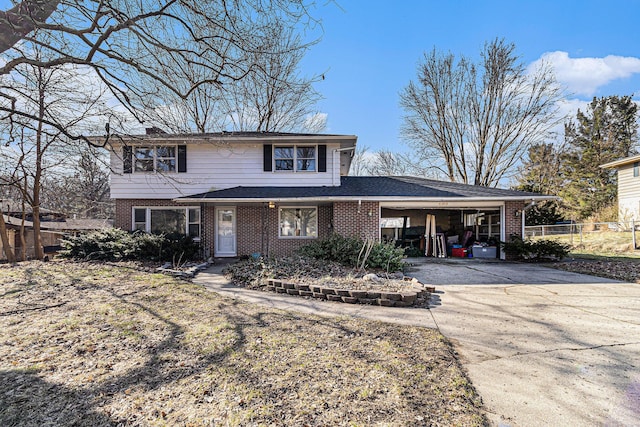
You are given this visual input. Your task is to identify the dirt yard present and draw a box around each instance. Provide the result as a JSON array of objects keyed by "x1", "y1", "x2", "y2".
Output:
[{"x1": 0, "y1": 260, "x2": 486, "y2": 426}]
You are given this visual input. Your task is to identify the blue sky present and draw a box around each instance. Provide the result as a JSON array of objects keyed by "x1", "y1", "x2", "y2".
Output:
[{"x1": 303, "y1": 0, "x2": 640, "y2": 152}]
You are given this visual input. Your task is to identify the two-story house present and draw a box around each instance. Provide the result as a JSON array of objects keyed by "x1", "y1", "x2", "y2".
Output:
[
  {"x1": 601, "y1": 154, "x2": 640, "y2": 221},
  {"x1": 108, "y1": 130, "x2": 550, "y2": 259}
]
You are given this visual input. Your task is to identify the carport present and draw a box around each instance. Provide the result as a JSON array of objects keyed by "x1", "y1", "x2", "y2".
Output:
[
  {"x1": 380, "y1": 201, "x2": 505, "y2": 259},
  {"x1": 344, "y1": 176, "x2": 554, "y2": 260}
]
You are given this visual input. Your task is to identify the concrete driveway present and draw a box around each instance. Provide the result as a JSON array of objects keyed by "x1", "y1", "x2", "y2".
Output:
[
  {"x1": 408, "y1": 258, "x2": 640, "y2": 426},
  {"x1": 196, "y1": 259, "x2": 640, "y2": 426}
]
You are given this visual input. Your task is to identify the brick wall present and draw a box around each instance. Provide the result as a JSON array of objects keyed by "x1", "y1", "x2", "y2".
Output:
[
  {"x1": 332, "y1": 201, "x2": 380, "y2": 240},
  {"x1": 202, "y1": 204, "x2": 216, "y2": 258},
  {"x1": 504, "y1": 200, "x2": 525, "y2": 239},
  {"x1": 236, "y1": 204, "x2": 332, "y2": 257}
]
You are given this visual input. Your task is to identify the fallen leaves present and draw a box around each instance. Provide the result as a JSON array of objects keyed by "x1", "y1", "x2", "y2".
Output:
[
  {"x1": 224, "y1": 255, "x2": 411, "y2": 292},
  {"x1": 0, "y1": 260, "x2": 486, "y2": 426},
  {"x1": 553, "y1": 257, "x2": 640, "y2": 282}
]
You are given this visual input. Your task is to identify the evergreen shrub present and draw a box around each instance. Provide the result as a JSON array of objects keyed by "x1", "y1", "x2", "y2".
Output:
[{"x1": 298, "y1": 233, "x2": 405, "y2": 271}]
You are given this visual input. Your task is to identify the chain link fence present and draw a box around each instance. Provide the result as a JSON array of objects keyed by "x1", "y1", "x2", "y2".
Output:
[{"x1": 525, "y1": 221, "x2": 640, "y2": 252}]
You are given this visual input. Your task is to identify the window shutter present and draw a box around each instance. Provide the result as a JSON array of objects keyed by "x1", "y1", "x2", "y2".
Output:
[
  {"x1": 177, "y1": 145, "x2": 187, "y2": 173},
  {"x1": 318, "y1": 144, "x2": 327, "y2": 172},
  {"x1": 263, "y1": 144, "x2": 272, "y2": 171},
  {"x1": 123, "y1": 146, "x2": 132, "y2": 174}
]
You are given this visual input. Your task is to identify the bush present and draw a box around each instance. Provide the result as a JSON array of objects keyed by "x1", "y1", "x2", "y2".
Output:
[
  {"x1": 298, "y1": 233, "x2": 405, "y2": 272},
  {"x1": 298, "y1": 233, "x2": 361, "y2": 266},
  {"x1": 60, "y1": 228, "x2": 200, "y2": 262},
  {"x1": 501, "y1": 236, "x2": 570, "y2": 261}
]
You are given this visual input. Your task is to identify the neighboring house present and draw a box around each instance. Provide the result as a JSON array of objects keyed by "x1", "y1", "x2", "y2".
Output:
[
  {"x1": 106, "y1": 130, "x2": 551, "y2": 259},
  {"x1": 601, "y1": 155, "x2": 640, "y2": 221},
  {"x1": 0, "y1": 200, "x2": 112, "y2": 260}
]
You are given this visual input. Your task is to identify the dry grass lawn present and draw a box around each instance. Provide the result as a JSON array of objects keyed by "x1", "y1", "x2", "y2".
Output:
[
  {"x1": 0, "y1": 260, "x2": 486, "y2": 426},
  {"x1": 532, "y1": 230, "x2": 640, "y2": 257}
]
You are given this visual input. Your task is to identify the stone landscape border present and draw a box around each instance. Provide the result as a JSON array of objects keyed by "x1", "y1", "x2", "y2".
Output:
[{"x1": 265, "y1": 277, "x2": 435, "y2": 308}]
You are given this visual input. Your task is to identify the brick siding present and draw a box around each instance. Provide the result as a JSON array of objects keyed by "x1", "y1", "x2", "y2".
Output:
[
  {"x1": 236, "y1": 204, "x2": 332, "y2": 257},
  {"x1": 504, "y1": 200, "x2": 525, "y2": 239},
  {"x1": 332, "y1": 201, "x2": 380, "y2": 240},
  {"x1": 115, "y1": 199, "x2": 526, "y2": 259}
]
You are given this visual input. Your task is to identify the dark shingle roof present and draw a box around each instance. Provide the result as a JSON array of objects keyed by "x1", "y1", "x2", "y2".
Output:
[
  {"x1": 109, "y1": 131, "x2": 356, "y2": 141},
  {"x1": 177, "y1": 176, "x2": 548, "y2": 201}
]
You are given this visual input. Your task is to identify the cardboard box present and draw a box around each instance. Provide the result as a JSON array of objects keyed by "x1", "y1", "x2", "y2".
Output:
[{"x1": 472, "y1": 246, "x2": 497, "y2": 258}]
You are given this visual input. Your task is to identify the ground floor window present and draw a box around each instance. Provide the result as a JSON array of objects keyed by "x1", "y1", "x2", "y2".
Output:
[
  {"x1": 132, "y1": 207, "x2": 200, "y2": 240},
  {"x1": 279, "y1": 207, "x2": 317, "y2": 238}
]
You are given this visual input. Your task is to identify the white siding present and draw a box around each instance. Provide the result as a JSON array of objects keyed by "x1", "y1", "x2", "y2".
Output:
[
  {"x1": 617, "y1": 163, "x2": 640, "y2": 220},
  {"x1": 110, "y1": 142, "x2": 342, "y2": 199}
]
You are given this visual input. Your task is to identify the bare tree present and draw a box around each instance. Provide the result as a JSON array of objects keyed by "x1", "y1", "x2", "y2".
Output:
[
  {"x1": 41, "y1": 149, "x2": 113, "y2": 219},
  {"x1": 364, "y1": 149, "x2": 431, "y2": 177},
  {"x1": 223, "y1": 23, "x2": 324, "y2": 132},
  {"x1": 0, "y1": 51, "x2": 104, "y2": 260},
  {"x1": 348, "y1": 145, "x2": 370, "y2": 176},
  {"x1": 0, "y1": 1, "x2": 60, "y2": 54},
  {"x1": 147, "y1": 63, "x2": 228, "y2": 134},
  {"x1": 0, "y1": 1, "x2": 320, "y2": 144},
  {"x1": 400, "y1": 39, "x2": 563, "y2": 187},
  {"x1": 146, "y1": 21, "x2": 324, "y2": 134},
  {"x1": 0, "y1": 201, "x2": 16, "y2": 263}
]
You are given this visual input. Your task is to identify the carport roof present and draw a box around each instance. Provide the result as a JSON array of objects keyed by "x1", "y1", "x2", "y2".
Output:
[{"x1": 175, "y1": 176, "x2": 552, "y2": 203}]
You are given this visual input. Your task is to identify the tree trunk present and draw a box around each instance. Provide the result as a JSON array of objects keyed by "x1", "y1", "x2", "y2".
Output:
[
  {"x1": 32, "y1": 204, "x2": 44, "y2": 259},
  {"x1": 19, "y1": 213, "x2": 26, "y2": 261},
  {"x1": 32, "y1": 72, "x2": 45, "y2": 260},
  {"x1": 0, "y1": 210, "x2": 16, "y2": 263},
  {"x1": 0, "y1": 0, "x2": 61, "y2": 54}
]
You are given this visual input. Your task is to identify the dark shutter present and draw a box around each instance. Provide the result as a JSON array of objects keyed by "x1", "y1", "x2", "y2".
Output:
[
  {"x1": 318, "y1": 144, "x2": 327, "y2": 172},
  {"x1": 123, "y1": 146, "x2": 132, "y2": 174},
  {"x1": 177, "y1": 145, "x2": 187, "y2": 173},
  {"x1": 263, "y1": 144, "x2": 272, "y2": 171}
]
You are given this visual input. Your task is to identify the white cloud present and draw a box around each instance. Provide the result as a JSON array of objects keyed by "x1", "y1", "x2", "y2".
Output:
[
  {"x1": 531, "y1": 51, "x2": 640, "y2": 97},
  {"x1": 303, "y1": 112, "x2": 328, "y2": 133}
]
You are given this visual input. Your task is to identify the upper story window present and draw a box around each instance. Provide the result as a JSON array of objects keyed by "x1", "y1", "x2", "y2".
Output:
[
  {"x1": 134, "y1": 146, "x2": 176, "y2": 172},
  {"x1": 634, "y1": 162, "x2": 639, "y2": 177},
  {"x1": 124, "y1": 145, "x2": 186, "y2": 174},
  {"x1": 274, "y1": 145, "x2": 316, "y2": 172}
]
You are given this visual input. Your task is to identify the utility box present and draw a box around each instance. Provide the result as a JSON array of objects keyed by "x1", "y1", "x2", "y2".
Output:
[{"x1": 472, "y1": 246, "x2": 497, "y2": 258}]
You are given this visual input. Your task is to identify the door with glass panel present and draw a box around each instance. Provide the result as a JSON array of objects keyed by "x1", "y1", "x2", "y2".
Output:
[{"x1": 215, "y1": 207, "x2": 236, "y2": 257}]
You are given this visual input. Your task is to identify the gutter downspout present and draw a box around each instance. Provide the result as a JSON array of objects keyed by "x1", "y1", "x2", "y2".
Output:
[{"x1": 333, "y1": 146, "x2": 356, "y2": 186}]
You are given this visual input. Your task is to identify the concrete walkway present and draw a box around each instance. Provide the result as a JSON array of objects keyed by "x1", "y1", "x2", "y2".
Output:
[{"x1": 194, "y1": 259, "x2": 640, "y2": 426}]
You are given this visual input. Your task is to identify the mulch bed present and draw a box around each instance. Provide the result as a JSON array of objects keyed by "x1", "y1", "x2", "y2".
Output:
[{"x1": 552, "y1": 257, "x2": 640, "y2": 283}]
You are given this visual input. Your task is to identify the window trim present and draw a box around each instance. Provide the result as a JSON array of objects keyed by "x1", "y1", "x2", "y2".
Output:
[
  {"x1": 132, "y1": 145, "x2": 178, "y2": 173},
  {"x1": 273, "y1": 144, "x2": 317, "y2": 173},
  {"x1": 278, "y1": 206, "x2": 318, "y2": 239},
  {"x1": 131, "y1": 206, "x2": 201, "y2": 241}
]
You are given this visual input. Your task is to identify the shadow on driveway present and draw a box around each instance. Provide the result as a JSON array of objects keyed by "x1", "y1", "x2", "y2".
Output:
[{"x1": 407, "y1": 257, "x2": 640, "y2": 426}]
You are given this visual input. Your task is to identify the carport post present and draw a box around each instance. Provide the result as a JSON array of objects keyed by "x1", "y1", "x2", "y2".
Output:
[{"x1": 633, "y1": 219, "x2": 637, "y2": 250}]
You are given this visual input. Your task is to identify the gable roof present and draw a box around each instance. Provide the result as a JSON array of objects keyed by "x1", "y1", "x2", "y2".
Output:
[
  {"x1": 600, "y1": 154, "x2": 640, "y2": 169},
  {"x1": 175, "y1": 176, "x2": 551, "y2": 203},
  {"x1": 103, "y1": 131, "x2": 357, "y2": 145}
]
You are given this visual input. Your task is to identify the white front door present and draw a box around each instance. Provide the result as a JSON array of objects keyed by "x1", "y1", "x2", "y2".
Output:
[{"x1": 215, "y1": 207, "x2": 236, "y2": 257}]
